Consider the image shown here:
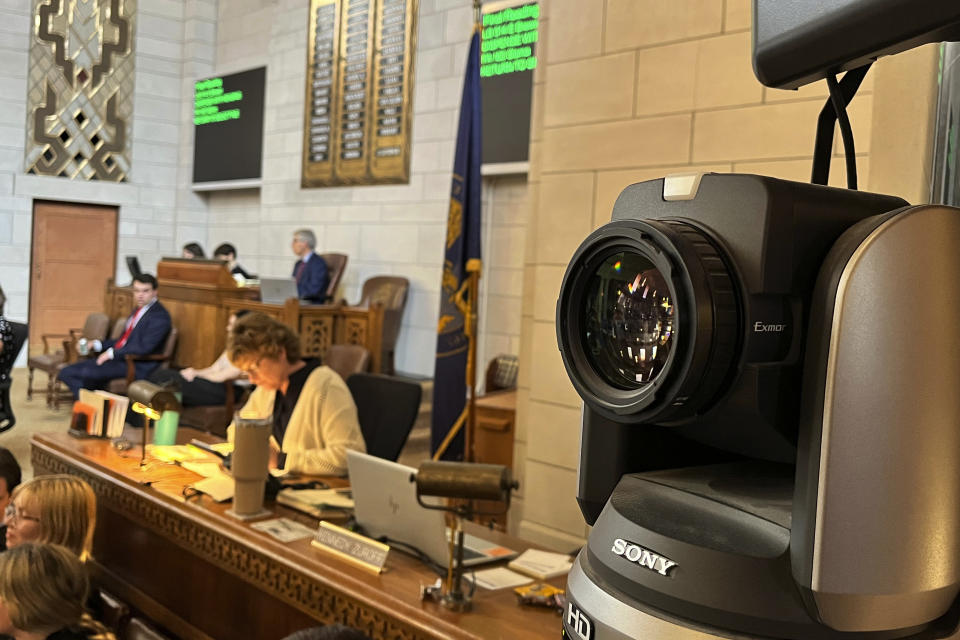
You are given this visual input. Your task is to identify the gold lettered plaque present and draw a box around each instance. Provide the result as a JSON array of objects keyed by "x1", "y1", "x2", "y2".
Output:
[{"x1": 302, "y1": 0, "x2": 418, "y2": 188}]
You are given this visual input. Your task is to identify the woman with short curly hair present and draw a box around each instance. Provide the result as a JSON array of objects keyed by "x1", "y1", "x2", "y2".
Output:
[{"x1": 227, "y1": 313, "x2": 366, "y2": 475}]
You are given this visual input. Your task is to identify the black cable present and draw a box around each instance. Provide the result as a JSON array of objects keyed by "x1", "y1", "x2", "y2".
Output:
[
  {"x1": 810, "y1": 63, "x2": 870, "y2": 186},
  {"x1": 826, "y1": 73, "x2": 858, "y2": 190},
  {"x1": 377, "y1": 536, "x2": 448, "y2": 576}
]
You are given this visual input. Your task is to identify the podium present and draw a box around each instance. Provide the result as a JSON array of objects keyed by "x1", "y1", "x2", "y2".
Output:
[{"x1": 106, "y1": 260, "x2": 386, "y2": 372}]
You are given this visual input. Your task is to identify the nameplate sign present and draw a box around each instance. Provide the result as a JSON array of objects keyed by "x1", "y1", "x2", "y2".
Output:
[{"x1": 311, "y1": 521, "x2": 389, "y2": 574}]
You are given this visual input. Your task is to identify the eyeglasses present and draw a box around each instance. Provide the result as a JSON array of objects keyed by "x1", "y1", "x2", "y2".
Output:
[
  {"x1": 241, "y1": 358, "x2": 264, "y2": 376},
  {"x1": 4, "y1": 504, "x2": 40, "y2": 525}
]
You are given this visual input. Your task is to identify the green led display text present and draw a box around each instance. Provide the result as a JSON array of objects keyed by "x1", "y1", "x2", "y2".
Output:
[
  {"x1": 194, "y1": 77, "x2": 244, "y2": 125},
  {"x1": 480, "y1": 3, "x2": 539, "y2": 77}
]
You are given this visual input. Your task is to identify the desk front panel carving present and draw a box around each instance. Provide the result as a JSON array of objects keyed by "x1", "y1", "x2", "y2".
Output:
[{"x1": 30, "y1": 432, "x2": 560, "y2": 640}]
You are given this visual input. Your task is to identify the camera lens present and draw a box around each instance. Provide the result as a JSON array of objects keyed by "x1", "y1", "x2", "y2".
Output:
[
  {"x1": 583, "y1": 252, "x2": 676, "y2": 390},
  {"x1": 557, "y1": 219, "x2": 740, "y2": 423}
]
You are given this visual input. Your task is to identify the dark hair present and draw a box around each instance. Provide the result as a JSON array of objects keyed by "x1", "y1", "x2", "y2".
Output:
[
  {"x1": 213, "y1": 243, "x2": 237, "y2": 258},
  {"x1": 182, "y1": 243, "x2": 205, "y2": 259},
  {"x1": 132, "y1": 273, "x2": 158, "y2": 289},
  {"x1": 0, "y1": 283, "x2": 5, "y2": 315},
  {"x1": 0, "y1": 447, "x2": 21, "y2": 496},
  {"x1": 281, "y1": 625, "x2": 372, "y2": 640},
  {"x1": 233, "y1": 309, "x2": 251, "y2": 319}
]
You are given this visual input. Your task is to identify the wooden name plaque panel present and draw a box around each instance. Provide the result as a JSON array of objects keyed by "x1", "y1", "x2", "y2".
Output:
[{"x1": 301, "y1": 0, "x2": 418, "y2": 187}]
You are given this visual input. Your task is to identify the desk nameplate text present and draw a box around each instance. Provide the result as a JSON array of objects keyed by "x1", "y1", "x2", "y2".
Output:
[{"x1": 312, "y1": 520, "x2": 390, "y2": 574}]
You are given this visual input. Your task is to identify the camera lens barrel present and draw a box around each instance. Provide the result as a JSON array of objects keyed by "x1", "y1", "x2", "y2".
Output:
[{"x1": 557, "y1": 219, "x2": 740, "y2": 424}]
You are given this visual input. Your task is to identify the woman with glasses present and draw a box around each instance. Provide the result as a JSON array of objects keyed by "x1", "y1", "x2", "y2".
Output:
[
  {"x1": 0, "y1": 543, "x2": 115, "y2": 640},
  {"x1": 226, "y1": 313, "x2": 366, "y2": 475},
  {"x1": 3, "y1": 476, "x2": 96, "y2": 561}
]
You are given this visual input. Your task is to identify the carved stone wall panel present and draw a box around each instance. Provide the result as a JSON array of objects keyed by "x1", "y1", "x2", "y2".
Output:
[
  {"x1": 30, "y1": 446, "x2": 426, "y2": 640},
  {"x1": 25, "y1": 0, "x2": 136, "y2": 181}
]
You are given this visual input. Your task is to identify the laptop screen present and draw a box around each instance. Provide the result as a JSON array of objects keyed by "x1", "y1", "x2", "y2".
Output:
[
  {"x1": 347, "y1": 450, "x2": 450, "y2": 564},
  {"x1": 346, "y1": 451, "x2": 517, "y2": 567}
]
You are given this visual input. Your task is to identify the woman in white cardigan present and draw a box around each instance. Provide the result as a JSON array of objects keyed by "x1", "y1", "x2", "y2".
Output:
[{"x1": 226, "y1": 313, "x2": 366, "y2": 475}]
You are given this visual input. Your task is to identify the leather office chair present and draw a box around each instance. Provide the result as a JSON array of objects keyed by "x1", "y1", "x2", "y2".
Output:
[
  {"x1": 0, "y1": 321, "x2": 28, "y2": 433},
  {"x1": 179, "y1": 377, "x2": 248, "y2": 438},
  {"x1": 27, "y1": 312, "x2": 109, "y2": 408},
  {"x1": 319, "y1": 252, "x2": 348, "y2": 303},
  {"x1": 347, "y1": 373, "x2": 421, "y2": 461},
  {"x1": 324, "y1": 343, "x2": 370, "y2": 381},
  {"x1": 106, "y1": 328, "x2": 179, "y2": 396},
  {"x1": 355, "y1": 276, "x2": 409, "y2": 375},
  {"x1": 485, "y1": 354, "x2": 519, "y2": 392}
]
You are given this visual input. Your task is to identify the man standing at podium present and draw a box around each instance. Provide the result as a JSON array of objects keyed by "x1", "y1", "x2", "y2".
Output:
[
  {"x1": 58, "y1": 274, "x2": 172, "y2": 398},
  {"x1": 291, "y1": 229, "x2": 329, "y2": 304}
]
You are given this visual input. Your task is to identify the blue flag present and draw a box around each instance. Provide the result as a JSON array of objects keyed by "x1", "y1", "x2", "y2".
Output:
[{"x1": 431, "y1": 31, "x2": 482, "y2": 461}]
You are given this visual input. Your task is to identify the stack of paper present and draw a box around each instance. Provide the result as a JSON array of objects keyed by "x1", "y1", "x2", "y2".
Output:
[
  {"x1": 277, "y1": 487, "x2": 354, "y2": 518},
  {"x1": 507, "y1": 549, "x2": 574, "y2": 580}
]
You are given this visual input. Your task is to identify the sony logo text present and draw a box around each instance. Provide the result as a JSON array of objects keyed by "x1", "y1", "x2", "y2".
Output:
[{"x1": 611, "y1": 539, "x2": 678, "y2": 576}]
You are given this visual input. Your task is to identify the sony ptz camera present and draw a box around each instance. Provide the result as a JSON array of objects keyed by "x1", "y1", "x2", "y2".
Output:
[{"x1": 558, "y1": 173, "x2": 960, "y2": 640}]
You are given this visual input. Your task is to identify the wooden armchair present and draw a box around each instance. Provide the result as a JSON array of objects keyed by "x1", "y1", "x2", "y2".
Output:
[
  {"x1": 27, "y1": 312, "x2": 109, "y2": 408},
  {"x1": 324, "y1": 343, "x2": 370, "y2": 381},
  {"x1": 319, "y1": 252, "x2": 348, "y2": 303},
  {"x1": 356, "y1": 276, "x2": 409, "y2": 375},
  {"x1": 106, "y1": 328, "x2": 179, "y2": 396}
]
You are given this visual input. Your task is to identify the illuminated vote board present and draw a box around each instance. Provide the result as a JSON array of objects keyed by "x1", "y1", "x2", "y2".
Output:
[
  {"x1": 301, "y1": 0, "x2": 418, "y2": 188},
  {"x1": 480, "y1": 2, "x2": 538, "y2": 166},
  {"x1": 192, "y1": 66, "x2": 266, "y2": 185}
]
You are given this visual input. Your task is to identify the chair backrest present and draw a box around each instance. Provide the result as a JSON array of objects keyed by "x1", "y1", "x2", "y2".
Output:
[
  {"x1": 485, "y1": 354, "x2": 519, "y2": 392},
  {"x1": 319, "y1": 252, "x2": 348, "y2": 302},
  {"x1": 160, "y1": 327, "x2": 178, "y2": 365},
  {"x1": 358, "y1": 275, "x2": 409, "y2": 311},
  {"x1": 325, "y1": 343, "x2": 370, "y2": 381},
  {"x1": 109, "y1": 316, "x2": 127, "y2": 340},
  {"x1": 80, "y1": 312, "x2": 110, "y2": 341},
  {"x1": 347, "y1": 373, "x2": 422, "y2": 462}
]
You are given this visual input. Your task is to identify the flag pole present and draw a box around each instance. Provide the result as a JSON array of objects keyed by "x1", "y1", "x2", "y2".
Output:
[
  {"x1": 430, "y1": 0, "x2": 483, "y2": 463},
  {"x1": 465, "y1": 268, "x2": 480, "y2": 462},
  {"x1": 465, "y1": 0, "x2": 482, "y2": 464}
]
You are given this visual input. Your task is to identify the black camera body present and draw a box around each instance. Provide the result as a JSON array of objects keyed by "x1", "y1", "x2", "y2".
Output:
[
  {"x1": 560, "y1": 173, "x2": 908, "y2": 522},
  {"x1": 559, "y1": 174, "x2": 960, "y2": 639}
]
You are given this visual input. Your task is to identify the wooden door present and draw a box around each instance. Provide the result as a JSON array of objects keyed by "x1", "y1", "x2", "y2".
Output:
[{"x1": 30, "y1": 201, "x2": 117, "y2": 351}]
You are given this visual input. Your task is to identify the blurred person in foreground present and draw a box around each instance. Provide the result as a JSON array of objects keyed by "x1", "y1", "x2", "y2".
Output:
[
  {"x1": 0, "y1": 449, "x2": 21, "y2": 552},
  {"x1": 0, "y1": 543, "x2": 115, "y2": 640},
  {"x1": 3, "y1": 476, "x2": 96, "y2": 562}
]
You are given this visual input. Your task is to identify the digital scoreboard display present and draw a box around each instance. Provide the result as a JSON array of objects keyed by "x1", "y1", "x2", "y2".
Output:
[
  {"x1": 480, "y1": 2, "x2": 539, "y2": 167},
  {"x1": 192, "y1": 66, "x2": 266, "y2": 185}
]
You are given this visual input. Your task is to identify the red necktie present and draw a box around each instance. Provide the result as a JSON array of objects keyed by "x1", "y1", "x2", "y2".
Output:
[
  {"x1": 115, "y1": 307, "x2": 145, "y2": 350},
  {"x1": 295, "y1": 261, "x2": 306, "y2": 283}
]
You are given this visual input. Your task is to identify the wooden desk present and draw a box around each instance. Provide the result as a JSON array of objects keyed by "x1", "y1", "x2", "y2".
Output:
[
  {"x1": 107, "y1": 261, "x2": 386, "y2": 372},
  {"x1": 472, "y1": 391, "x2": 517, "y2": 531},
  {"x1": 30, "y1": 431, "x2": 562, "y2": 640}
]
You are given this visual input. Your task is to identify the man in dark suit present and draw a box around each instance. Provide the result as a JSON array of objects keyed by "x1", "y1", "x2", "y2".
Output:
[
  {"x1": 58, "y1": 273, "x2": 172, "y2": 398},
  {"x1": 292, "y1": 229, "x2": 329, "y2": 304}
]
